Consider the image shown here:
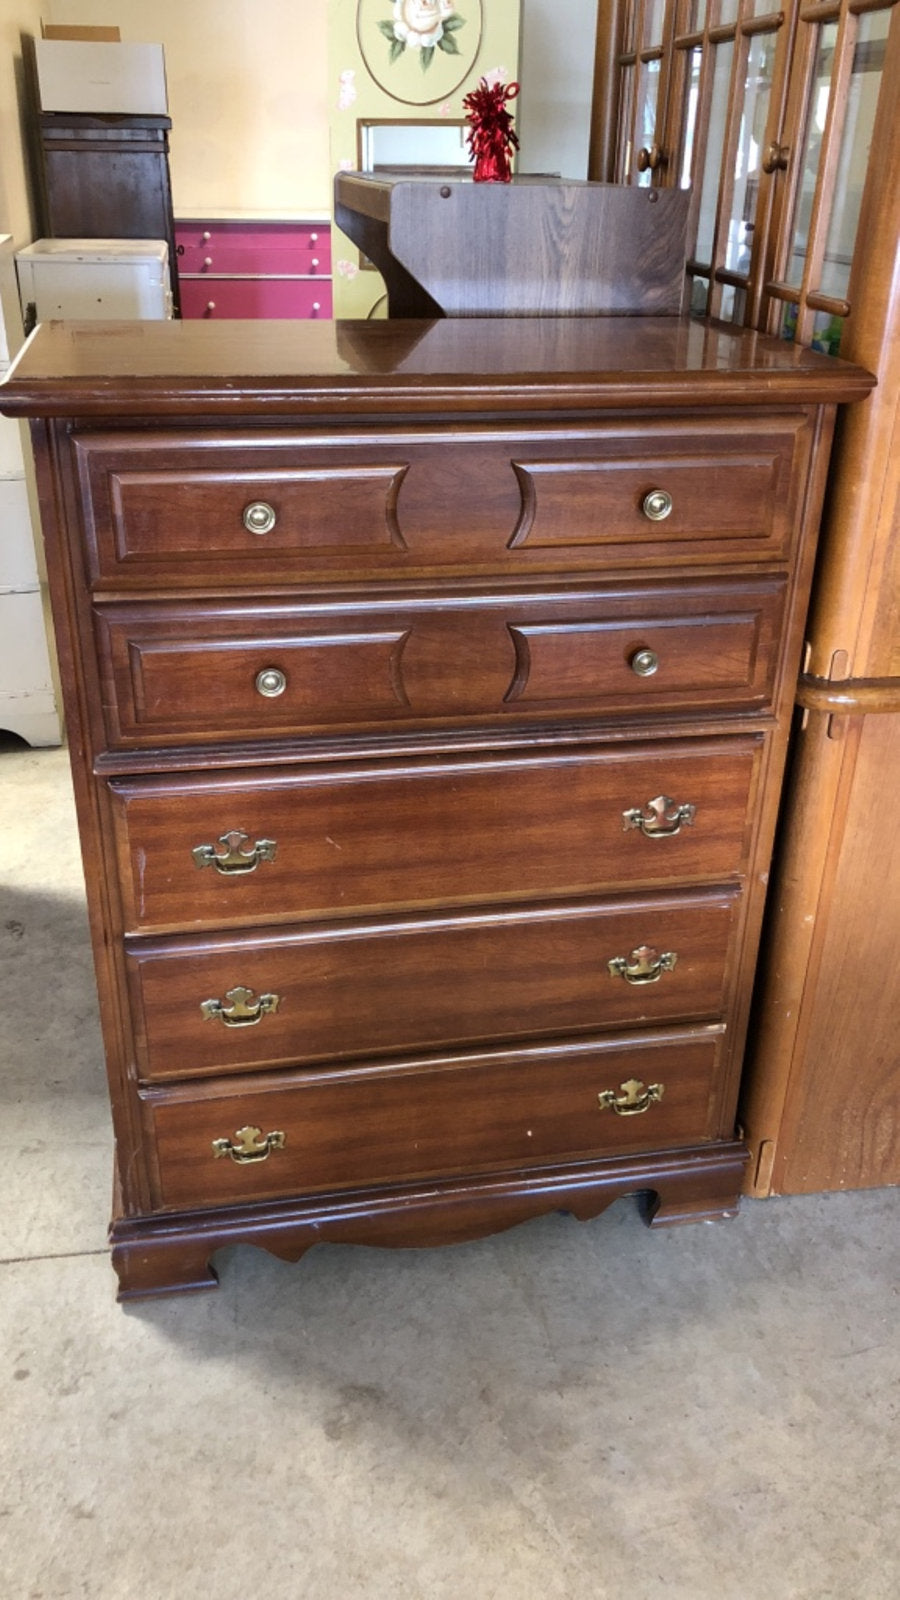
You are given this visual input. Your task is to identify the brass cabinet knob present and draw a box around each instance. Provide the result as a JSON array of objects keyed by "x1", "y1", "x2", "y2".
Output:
[
  {"x1": 642, "y1": 488, "x2": 673, "y2": 521},
  {"x1": 255, "y1": 667, "x2": 287, "y2": 698},
  {"x1": 636, "y1": 144, "x2": 666, "y2": 173},
  {"x1": 598, "y1": 1079, "x2": 665, "y2": 1116},
  {"x1": 630, "y1": 648, "x2": 659, "y2": 677},
  {"x1": 243, "y1": 500, "x2": 277, "y2": 535}
]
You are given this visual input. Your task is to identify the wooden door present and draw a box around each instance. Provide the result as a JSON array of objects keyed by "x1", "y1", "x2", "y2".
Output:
[{"x1": 591, "y1": 0, "x2": 900, "y2": 1194}]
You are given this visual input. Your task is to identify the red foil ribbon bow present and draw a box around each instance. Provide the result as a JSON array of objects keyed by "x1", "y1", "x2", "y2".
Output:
[{"x1": 463, "y1": 78, "x2": 520, "y2": 183}]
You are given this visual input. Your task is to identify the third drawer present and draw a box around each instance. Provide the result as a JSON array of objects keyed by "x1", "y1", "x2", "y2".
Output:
[{"x1": 109, "y1": 737, "x2": 762, "y2": 933}]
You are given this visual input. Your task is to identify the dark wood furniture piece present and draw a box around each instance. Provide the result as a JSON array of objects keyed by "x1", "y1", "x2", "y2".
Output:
[
  {"x1": 334, "y1": 174, "x2": 689, "y2": 316},
  {"x1": 36, "y1": 113, "x2": 179, "y2": 313},
  {"x1": 0, "y1": 316, "x2": 872, "y2": 1299}
]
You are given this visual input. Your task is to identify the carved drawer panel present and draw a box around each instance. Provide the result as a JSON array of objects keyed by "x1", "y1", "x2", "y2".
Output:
[
  {"x1": 109, "y1": 737, "x2": 761, "y2": 933},
  {"x1": 126, "y1": 888, "x2": 741, "y2": 1082},
  {"x1": 72, "y1": 416, "x2": 805, "y2": 588},
  {"x1": 94, "y1": 580, "x2": 785, "y2": 746},
  {"x1": 143, "y1": 1029, "x2": 727, "y2": 1211}
]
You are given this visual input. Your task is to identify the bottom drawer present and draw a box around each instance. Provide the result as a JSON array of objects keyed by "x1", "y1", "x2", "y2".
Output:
[
  {"x1": 178, "y1": 277, "x2": 332, "y2": 319},
  {"x1": 144, "y1": 1029, "x2": 726, "y2": 1211}
]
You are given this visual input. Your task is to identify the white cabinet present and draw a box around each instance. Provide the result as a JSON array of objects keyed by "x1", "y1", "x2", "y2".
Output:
[{"x1": 0, "y1": 236, "x2": 61, "y2": 746}]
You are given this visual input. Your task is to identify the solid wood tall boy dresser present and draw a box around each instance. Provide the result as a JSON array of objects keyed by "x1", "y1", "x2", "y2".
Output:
[{"x1": 0, "y1": 316, "x2": 873, "y2": 1298}]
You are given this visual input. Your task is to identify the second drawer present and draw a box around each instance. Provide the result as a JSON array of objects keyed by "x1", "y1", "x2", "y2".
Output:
[
  {"x1": 95, "y1": 580, "x2": 786, "y2": 746},
  {"x1": 126, "y1": 888, "x2": 742, "y2": 1082}
]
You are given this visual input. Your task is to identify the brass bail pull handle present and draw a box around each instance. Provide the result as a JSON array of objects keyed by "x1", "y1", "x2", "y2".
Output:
[
  {"x1": 608, "y1": 946, "x2": 678, "y2": 985},
  {"x1": 200, "y1": 986, "x2": 281, "y2": 1028},
  {"x1": 623, "y1": 796, "x2": 696, "y2": 838},
  {"x1": 598, "y1": 1079, "x2": 665, "y2": 1117},
  {"x1": 212, "y1": 1125, "x2": 286, "y2": 1164},
  {"x1": 193, "y1": 830, "x2": 278, "y2": 875}
]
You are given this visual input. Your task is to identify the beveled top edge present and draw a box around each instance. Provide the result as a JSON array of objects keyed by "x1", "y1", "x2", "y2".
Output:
[{"x1": 0, "y1": 315, "x2": 876, "y2": 418}]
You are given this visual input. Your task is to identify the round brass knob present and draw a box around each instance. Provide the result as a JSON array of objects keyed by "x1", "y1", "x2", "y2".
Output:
[
  {"x1": 243, "y1": 501, "x2": 277, "y2": 535},
  {"x1": 642, "y1": 489, "x2": 673, "y2": 522},
  {"x1": 255, "y1": 667, "x2": 287, "y2": 698},
  {"x1": 630, "y1": 649, "x2": 659, "y2": 678}
]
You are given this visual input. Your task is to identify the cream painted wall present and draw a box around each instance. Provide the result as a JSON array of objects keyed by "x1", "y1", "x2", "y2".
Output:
[
  {"x1": 0, "y1": 0, "x2": 45, "y2": 242},
  {"x1": 45, "y1": 0, "x2": 331, "y2": 213},
  {"x1": 38, "y1": 3, "x2": 595, "y2": 218}
]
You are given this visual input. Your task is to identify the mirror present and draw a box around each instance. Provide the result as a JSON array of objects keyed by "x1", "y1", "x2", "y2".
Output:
[{"x1": 358, "y1": 119, "x2": 469, "y2": 173}]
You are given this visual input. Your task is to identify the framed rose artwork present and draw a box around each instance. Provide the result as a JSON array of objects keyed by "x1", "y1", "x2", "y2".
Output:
[{"x1": 357, "y1": 0, "x2": 484, "y2": 105}]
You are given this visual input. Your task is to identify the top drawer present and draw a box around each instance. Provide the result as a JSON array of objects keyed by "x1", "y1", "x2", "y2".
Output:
[
  {"x1": 71, "y1": 417, "x2": 809, "y2": 590},
  {"x1": 174, "y1": 221, "x2": 330, "y2": 276}
]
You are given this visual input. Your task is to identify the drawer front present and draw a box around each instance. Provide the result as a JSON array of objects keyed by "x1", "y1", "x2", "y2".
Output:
[
  {"x1": 72, "y1": 418, "x2": 806, "y2": 588},
  {"x1": 127, "y1": 889, "x2": 740, "y2": 1082},
  {"x1": 110, "y1": 738, "x2": 761, "y2": 933},
  {"x1": 144, "y1": 1030, "x2": 727, "y2": 1210},
  {"x1": 175, "y1": 223, "x2": 330, "y2": 276},
  {"x1": 178, "y1": 277, "x2": 332, "y2": 321},
  {"x1": 95, "y1": 581, "x2": 785, "y2": 747}
]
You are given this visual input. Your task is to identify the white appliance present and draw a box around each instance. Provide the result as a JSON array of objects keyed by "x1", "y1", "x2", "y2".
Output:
[
  {"x1": 16, "y1": 239, "x2": 173, "y2": 323},
  {"x1": 0, "y1": 235, "x2": 61, "y2": 746},
  {"x1": 34, "y1": 39, "x2": 168, "y2": 115}
]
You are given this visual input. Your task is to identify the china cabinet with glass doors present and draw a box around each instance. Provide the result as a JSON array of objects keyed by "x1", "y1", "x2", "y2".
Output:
[{"x1": 591, "y1": 0, "x2": 900, "y2": 1196}]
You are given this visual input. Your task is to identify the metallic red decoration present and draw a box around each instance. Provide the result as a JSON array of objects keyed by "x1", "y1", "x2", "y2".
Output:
[{"x1": 463, "y1": 77, "x2": 520, "y2": 184}]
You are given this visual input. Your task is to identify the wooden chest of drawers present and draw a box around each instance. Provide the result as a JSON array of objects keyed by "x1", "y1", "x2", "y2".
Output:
[{"x1": 0, "y1": 316, "x2": 872, "y2": 1299}]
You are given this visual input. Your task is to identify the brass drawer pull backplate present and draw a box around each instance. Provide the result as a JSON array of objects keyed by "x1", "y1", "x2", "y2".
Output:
[
  {"x1": 200, "y1": 985, "x2": 281, "y2": 1027},
  {"x1": 192, "y1": 830, "x2": 278, "y2": 875},
  {"x1": 608, "y1": 946, "x2": 678, "y2": 985},
  {"x1": 598, "y1": 1078, "x2": 665, "y2": 1116},
  {"x1": 622, "y1": 796, "x2": 696, "y2": 838},
  {"x1": 212, "y1": 1124, "x2": 286, "y2": 1163}
]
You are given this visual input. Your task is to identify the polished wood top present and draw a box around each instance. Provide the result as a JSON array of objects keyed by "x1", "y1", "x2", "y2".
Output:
[{"x1": 0, "y1": 315, "x2": 875, "y2": 417}]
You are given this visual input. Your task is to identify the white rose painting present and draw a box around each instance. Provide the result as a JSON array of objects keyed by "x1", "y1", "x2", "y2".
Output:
[
  {"x1": 356, "y1": 0, "x2": 482, "y2": 105},
  {"x1": 384, "y1": 2, "x2": 463, "y2": 64}
]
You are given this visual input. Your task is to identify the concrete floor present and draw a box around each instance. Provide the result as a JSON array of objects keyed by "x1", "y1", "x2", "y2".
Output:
[{"x1": 1, "y1": 738, "x2": 898, "y2": 1600}]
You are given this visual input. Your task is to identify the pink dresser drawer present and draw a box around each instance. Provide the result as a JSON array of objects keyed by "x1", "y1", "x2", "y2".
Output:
[
  {"x1": 179, "y1": 277, "x2": 332, "y2": 320},
  {"x1": 175, "y1": 221, "x2": 330, "y2": 276}
]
